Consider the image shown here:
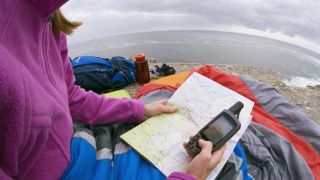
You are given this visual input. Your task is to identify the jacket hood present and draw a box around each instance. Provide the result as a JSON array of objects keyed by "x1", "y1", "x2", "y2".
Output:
[
  {"x1": 0, "y1": 0, "x2": 68, "y2": 41},
  {"x1": 29, "y1": 0, "x2": 69, "y2": 18}
]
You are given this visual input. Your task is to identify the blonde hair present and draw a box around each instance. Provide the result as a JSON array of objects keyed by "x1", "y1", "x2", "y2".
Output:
[{"x1": 51, "y1": 10, "x2": 82, "y2": 35}]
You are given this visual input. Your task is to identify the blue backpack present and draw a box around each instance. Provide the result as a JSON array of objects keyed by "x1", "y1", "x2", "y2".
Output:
[{"x1": 71, "y1": 56, "x2": 136, "y2": 93}]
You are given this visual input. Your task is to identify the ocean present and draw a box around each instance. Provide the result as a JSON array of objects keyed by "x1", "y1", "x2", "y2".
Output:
[{"x1": 69, "y1": 30, "x2": 320, "y2": 87}]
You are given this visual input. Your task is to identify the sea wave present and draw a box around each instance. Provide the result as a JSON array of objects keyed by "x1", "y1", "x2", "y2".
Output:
[{"x1": 283, "y1": 76, "x2": 320, "y2": 87}]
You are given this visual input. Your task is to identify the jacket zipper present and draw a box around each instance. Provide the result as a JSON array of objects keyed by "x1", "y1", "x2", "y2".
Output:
[{"x1": 40, "y1": 24, "x2": 65, "y2": 104}]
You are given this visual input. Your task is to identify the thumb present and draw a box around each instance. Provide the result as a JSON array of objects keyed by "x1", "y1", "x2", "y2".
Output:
[
  {"x1": 161, "y1": 105, "x2": 178, "y2": 113},
  {"x1": 198, "y1": 140, "x2": 213, "y2": 155}
]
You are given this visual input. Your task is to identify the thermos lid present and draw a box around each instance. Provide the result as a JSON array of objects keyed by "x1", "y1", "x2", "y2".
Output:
[{"x1": 135, "y1": 54, "x2": 145, "y2": 61}]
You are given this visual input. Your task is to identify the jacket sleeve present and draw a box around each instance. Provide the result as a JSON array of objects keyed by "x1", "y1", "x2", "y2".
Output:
[
  {"x1": 59, "y1": 34, "x2": 145, "y2": 125},
  {"x1": 167, "y1": 172, "x2": 197, "y2": 180},
  {"x1": 0, "y1": 170, "x2": 12, "y2": 180}
]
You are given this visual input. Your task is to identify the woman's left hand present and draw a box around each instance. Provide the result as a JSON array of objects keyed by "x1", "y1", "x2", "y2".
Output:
[{"x1": 143, "y1": 99, "x2": 178, "y2": 120}]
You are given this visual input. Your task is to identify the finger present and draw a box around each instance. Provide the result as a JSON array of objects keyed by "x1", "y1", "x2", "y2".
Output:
[
  {"x1": 183, "y1": 142, "x2": 188, "y2": 149},
  {"x1": 198, "y1": 140, "x2": 213, "y2": 155},
  {"x1": 209, "y1": 145, "x2": 226, "y2": 166},
  {"x1": 184, "y1": 135, "x2": 196, "y2": 149},
  {"x1": 183, "y1": 136, "x2": 193, "y2": 149},
  {"x1": 189, "y1": 135, "x2": 193, "y2": 141},
  {"x1": 212, "y1": 145, "x2": 226, "y2": 157}
]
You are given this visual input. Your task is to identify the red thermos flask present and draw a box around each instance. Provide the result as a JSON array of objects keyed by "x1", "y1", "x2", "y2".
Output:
[{"x1": 134, "y1": 54, "x2": 150, "y2": 84}]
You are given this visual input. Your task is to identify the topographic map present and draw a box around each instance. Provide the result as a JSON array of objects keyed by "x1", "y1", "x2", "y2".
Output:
[{"x1": 121, "y1": 72, "x2": 254, "y2": 179}]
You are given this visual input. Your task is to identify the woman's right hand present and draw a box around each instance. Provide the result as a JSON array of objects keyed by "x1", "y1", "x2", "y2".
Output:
[{"x1": 182, "y1": 140, "x2": 226, "y2": 180}]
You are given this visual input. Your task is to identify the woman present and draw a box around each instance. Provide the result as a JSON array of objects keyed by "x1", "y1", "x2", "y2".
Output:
[{"x1": 0, "y1": 1, "x2": 224, "y2": 179}]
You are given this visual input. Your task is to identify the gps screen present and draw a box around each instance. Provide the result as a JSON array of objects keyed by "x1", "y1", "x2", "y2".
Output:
[{"x1": 202, "y1": 114, "x2": 235, "y2": 145}]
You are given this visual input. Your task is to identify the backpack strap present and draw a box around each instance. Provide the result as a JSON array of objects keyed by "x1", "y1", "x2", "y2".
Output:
[{"x1": 111, "y1": 56, "x2": 136, "y2": 83}]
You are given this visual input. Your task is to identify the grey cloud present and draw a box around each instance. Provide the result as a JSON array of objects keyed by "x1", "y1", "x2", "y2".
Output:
[{"x1": 62, "y1": 0, "x2": 320, "y2": 44}]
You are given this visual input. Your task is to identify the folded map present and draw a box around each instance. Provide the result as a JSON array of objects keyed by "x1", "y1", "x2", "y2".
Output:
[{"x1": 121, "y1": 72, "x2": 254, "y2": 179}]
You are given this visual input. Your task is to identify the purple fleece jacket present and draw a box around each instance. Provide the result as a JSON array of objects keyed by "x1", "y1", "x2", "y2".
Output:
[{"x1": 0, "y1": 0, "x2": 195, "y2": 179}]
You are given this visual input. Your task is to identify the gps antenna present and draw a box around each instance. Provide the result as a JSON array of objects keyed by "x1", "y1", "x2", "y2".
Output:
[{"x1": 228, "y1": 101, "x2": 244, "y2": 117}]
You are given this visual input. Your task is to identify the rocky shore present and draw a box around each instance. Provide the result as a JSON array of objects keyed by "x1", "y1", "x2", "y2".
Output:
[
  {"x1": 125, "y1": 62, "x2": 320, "y2": 124},
  {"x1": 209, "y1": 64, "x2": 319, "y2": 124}
]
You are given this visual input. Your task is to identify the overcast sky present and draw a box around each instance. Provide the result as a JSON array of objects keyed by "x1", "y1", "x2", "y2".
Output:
[{"x1": 62, "y1": 0, "x2": 320, "y2": 53}]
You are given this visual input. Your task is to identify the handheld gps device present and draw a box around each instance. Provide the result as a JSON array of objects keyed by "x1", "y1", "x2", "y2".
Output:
[{"x1": 186, "y1": 101, "x2": 244, "y2": 158}]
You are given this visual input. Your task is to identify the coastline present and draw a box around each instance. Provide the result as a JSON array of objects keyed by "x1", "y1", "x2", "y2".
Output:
[
  {"x1": 125, "y1": 62, "x2": 320, "y2": 124},
  {"x1": 208, "y1": 63, "x2": 320, "y2": 124}
]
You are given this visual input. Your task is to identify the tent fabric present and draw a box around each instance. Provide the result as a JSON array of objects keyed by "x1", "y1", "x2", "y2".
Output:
[
  {"x1": 135, "y1": 65, "x2": 320, "y2": 179},
  {"x1": 140, "y1": 89, "x2": 174, "y2": 104},
  {"x1": 233, "y1": 143, "x2": 253, "y2": 180},
  {"x1": 62, "y1": 123, "x2": 167, "y2": 180},
  {"x1": 139, "y1": 86, "x2": 252, "y2": 180},
  {"x1": 149, "y1": 71, "x2": 191, "y2": 87},
  {"x1": 62, "y1": 99, "x2": 250, "y2": 180},
  {"x1": 196, "y1": 66, "x2": 320, "y2": 179},
  {"x1": 140, "y1": 88, "x2": 314, "y2": 179},
  {"x1": 135, "y1": 83, "x2": 177, "y2": 99},
  {"x1": 62, "y1": 65, "x2": 320, "y2": 180},
  {"x1": 242, "y1": 122, "x2": 314, "y2": 180},
  {"x1": 239, "y1": 75, "x2": 320, "y2": 153},
  {"x1": 215, "y1": 153, "x2": 243, "y2": 180}
]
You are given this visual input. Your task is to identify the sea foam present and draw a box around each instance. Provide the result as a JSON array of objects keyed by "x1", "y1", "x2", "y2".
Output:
[{"x1": 283, "y1": 76, "x2": 320, "y2": 87}]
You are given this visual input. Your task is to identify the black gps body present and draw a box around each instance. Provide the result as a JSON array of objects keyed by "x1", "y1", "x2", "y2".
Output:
[{"x1": 186, "y1": 101, "x2": 243, "y2": 158}]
